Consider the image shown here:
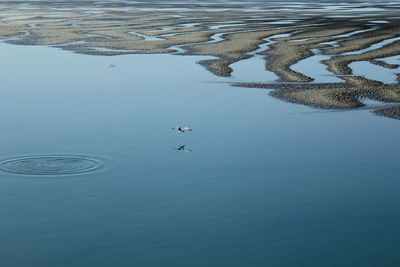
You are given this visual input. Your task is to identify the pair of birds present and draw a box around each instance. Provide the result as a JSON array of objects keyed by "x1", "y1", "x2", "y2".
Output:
[
  {"x1": 172, "y1": 126, "x2": 192, "y2": 152},
  {"x1": 172, "y1": 126, "x2": 192, "y2": 133}
]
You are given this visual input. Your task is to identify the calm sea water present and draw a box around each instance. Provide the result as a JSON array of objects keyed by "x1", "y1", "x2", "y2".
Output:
[{"x1": 0, "y1": 43, "x2": 399, "y2": 266}]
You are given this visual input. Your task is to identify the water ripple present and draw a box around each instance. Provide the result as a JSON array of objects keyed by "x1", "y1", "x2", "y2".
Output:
[{"x1": 0, "y1": 156, "x2": 101, "y2": 176}]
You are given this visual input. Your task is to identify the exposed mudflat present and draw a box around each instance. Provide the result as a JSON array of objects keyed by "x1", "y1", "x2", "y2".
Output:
[
  {"x1": 1, "y1": 0, "x2": 400, "y2": 118},
  {"x1": 374, "y1": 106, "x2": 400, "y2": 119}
]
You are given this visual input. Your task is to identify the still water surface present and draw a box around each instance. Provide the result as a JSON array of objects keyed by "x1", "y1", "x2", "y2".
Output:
[{"x1": 0, "y1": 43, "x2": 399, "y2": 266}]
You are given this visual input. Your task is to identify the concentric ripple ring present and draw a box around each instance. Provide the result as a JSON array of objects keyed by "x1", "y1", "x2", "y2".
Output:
[{"x1": 0, "y1": 156, "x2": 101, "y2": 176}]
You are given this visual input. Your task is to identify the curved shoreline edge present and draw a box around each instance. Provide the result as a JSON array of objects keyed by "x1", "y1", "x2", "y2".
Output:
[{"x1": 1, "y1": 1, "x2": 400, "y2": 119}]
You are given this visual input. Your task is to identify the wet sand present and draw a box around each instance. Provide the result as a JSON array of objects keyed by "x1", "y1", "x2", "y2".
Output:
[
  {"x1": 374, "y1": 107, "x2": 400, "y2": 119},
  {"x1": 1, "y1": 0, "x2": 400, "y2": 119}
]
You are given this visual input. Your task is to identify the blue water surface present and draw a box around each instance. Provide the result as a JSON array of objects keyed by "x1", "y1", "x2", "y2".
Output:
[{"x1": 0, "y1": 43, "x2": 399, "y2": 267}]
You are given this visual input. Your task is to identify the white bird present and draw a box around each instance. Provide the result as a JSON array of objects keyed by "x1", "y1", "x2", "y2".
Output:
[{"x1": 172, "y1": 126, "x2": 192, "y2": 133}]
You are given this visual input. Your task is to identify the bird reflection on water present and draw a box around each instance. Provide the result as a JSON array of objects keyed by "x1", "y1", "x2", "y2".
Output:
[{"x1": 172, "y1": 145, "x2": 192, "y2": 152}]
